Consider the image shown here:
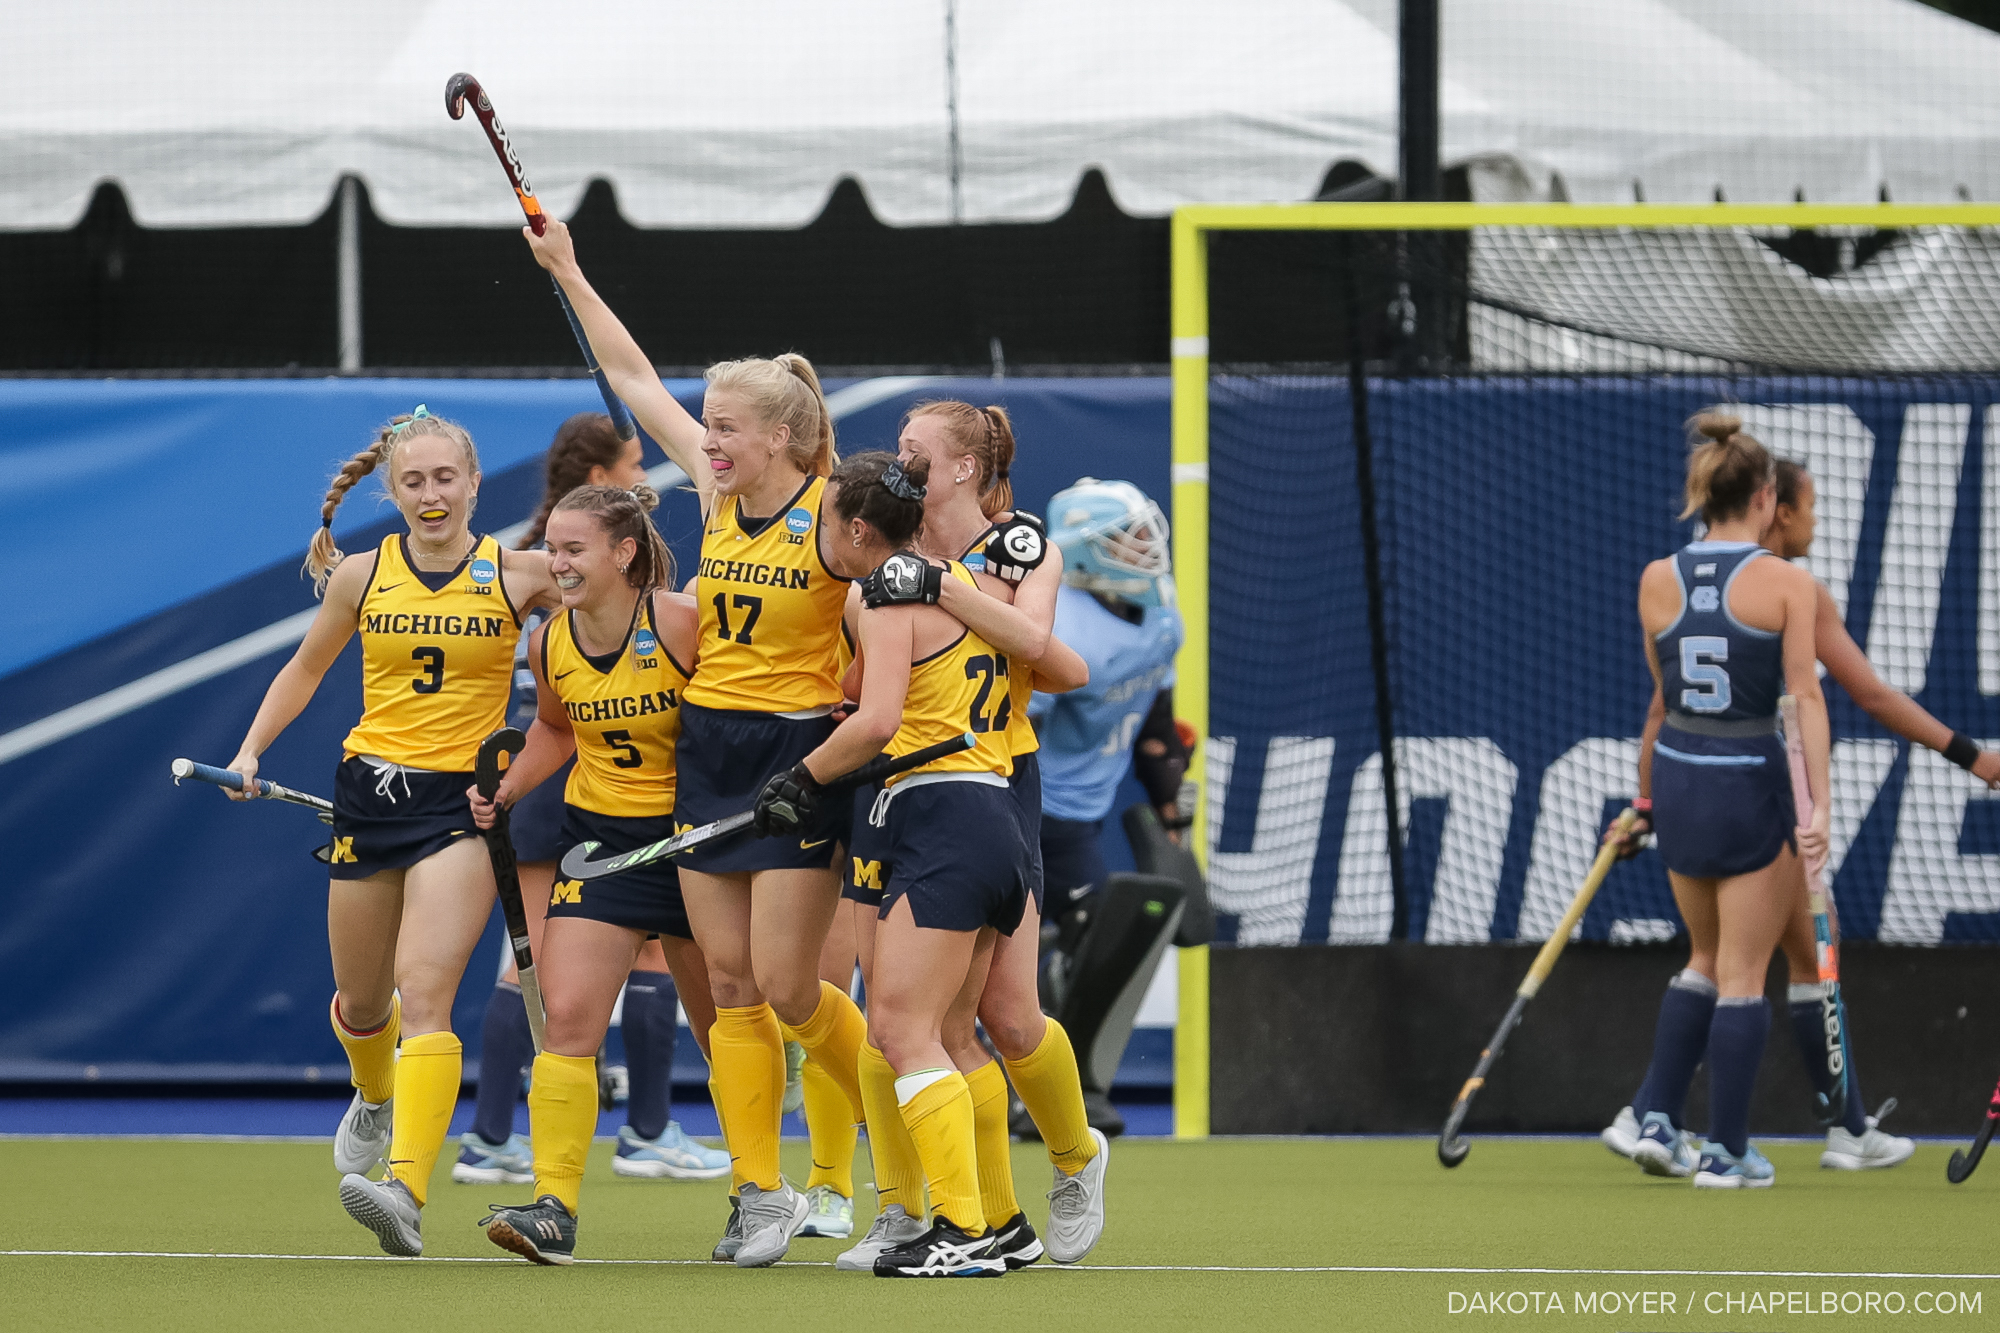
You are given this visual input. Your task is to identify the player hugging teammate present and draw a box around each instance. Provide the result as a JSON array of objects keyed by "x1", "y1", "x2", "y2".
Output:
[{"x1": 220, "y1": 214, "x2": 1111, "y2": 1272}]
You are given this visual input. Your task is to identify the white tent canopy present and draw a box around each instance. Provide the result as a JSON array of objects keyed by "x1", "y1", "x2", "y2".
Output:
[{"x1": 6, "y1": 0, "x2": 1998, "y2": 232}]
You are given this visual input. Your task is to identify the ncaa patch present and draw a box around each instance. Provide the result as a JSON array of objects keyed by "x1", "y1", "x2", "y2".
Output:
[
  {"x1": 964, "y1": 551, "x2": 987, "y2": 571},
  {"x1": 469, "y1": 557, "x2": 498, "y2": 585},
  {"x1": 633, "y1": 628, "x2": 659, "y2": 658},
  {"x1": 785, "y1": 507, "x2": 814, "y2": 535}
]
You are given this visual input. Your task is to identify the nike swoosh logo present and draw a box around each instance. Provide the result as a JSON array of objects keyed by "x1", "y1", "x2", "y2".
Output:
[
  {"x1": 799, "y1": 838, "x2": 831, "y2": 850},
  {"x1": 554, "y1": 669, "x2": 576, "y2": 680},
  {"x1": 449, "y1": 829, "x2": 470, "y2": 837},
  {"x1": 376, "y1": 583, "x2": 404, "y2": 593}
]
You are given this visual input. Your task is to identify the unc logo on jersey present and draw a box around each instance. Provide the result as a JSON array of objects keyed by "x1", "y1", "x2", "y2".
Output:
[
  {"x1": 633, "y1": 628, "x2": 658, "y2": 659},
  {"x1": 784, "y1": 507, "x2": 813, "y2": 535},
  {"x1": 1690, "y1": 586, "x2": 1721, "y2": 612},
  {"x1": 469, "y1": 557, "x2": 498, "y2": 585}
]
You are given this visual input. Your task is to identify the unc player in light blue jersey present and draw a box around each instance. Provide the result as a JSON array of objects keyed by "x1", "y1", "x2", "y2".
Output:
[
  {"x1": 1033, "y1": 480, "x2": 1186, "y2": 923},
  {"x1": 1627, "y1": 415, "x2": 1830, "y2": 1190}
]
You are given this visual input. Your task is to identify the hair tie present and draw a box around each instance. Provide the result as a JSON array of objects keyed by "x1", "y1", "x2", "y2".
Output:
[
  {"x1": 322, "y1": 515, "x2": 334, "y2": 531},
  {"x1": 389, "y1": 404, "x2": 432, "y2": 434},
  {"x1": 882, "y1": 460, "x2": 927, "y2": 502}
]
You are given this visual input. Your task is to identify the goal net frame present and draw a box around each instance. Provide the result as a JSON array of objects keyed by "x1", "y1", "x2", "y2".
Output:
[{"x1": 1167, "y1": 200, "x2": 2000, "y2": 1139}]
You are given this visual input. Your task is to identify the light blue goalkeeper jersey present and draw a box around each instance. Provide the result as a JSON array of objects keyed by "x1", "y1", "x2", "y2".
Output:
[{"x1": 1032, "y1": 583, "x2": 1184, "y2": 822}]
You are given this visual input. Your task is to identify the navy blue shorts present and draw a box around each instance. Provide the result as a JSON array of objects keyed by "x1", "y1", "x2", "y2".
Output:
[
  {"x1": 546, "y1": 805, "x2": 693, "y2": 940},
  {"x1": 673, "y1": 703, "x2": 853, "y2": 874},
  {"x1": 326, "y1": 756, "x2": 480, "y2": 880},
  {"x1": 1039, "y1": 814, "x2": 1108, "y2": 917},
  {"x1": 1652, "y1": 726, "x2": 1795, "y2": 879},
  {"x1": 881, "y1": 778, "x2": 1030, "y2": 935},
  {"x1": 1010, "y1": 751, "x2": 1045, "y2": 912},
  {"x1": 508, "y1": 756, "x2": 574, "y2": 864},
  {"x1": 842, "y1": 780, "x2": 890, "y2": 908}
]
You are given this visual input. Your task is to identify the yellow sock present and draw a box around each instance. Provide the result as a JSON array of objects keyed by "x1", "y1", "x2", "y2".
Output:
[
  {"x1": 1002, "y1": 1018, "x2": 1099, "y2": 1176},
  {"x1": 965, "y1": 1060, "x2": 1020, "y2": 1230},
  {"x1": 709, "y1": 1074, "x2": 745, "y2": 1194},
  {"x1": 802, "y1": 1058, "x2": 858, "y2": 1196},
  {"x1": 526, "y1": 1052, "x2": 597, "y2": 1214},
  {"x1": 898, "y1": 1071, "x2": 983, "y2": 1235},
  {"x1": 330, "y1": 993, "x2": 399, "y2": 1105},
  {"x1": 859, "y1": 1043, "x2": 926, "y2": 1215},
  {"x1": 386, "y1": 1030, "x2": 461, "y2": 1206},
  {"x1": 783, "y1": 981, "x2": 867, "y2": 1121},
  {"x1": 710, "y1": 1003, "x2": 784, "y2": 1191}
]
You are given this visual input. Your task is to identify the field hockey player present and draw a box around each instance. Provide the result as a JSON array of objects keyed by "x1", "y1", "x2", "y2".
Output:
[{"x1": 225, "y1": 407, "x2": 562, "y2": 1254}]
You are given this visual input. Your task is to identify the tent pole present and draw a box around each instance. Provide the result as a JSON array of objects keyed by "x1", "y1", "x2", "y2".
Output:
[
  {"x1": 337, "y1": 176, "x2": 361, "y2": 373},
  {"x1": 1398, "y1": 0, "x2": 1439, "y2": 204}
]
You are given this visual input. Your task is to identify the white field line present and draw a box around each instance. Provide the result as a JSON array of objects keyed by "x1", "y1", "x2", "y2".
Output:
[
  {"x1": 0, "y1": 372, "x2": 941, "y2": 767},
  {"x1": 3, "y1": 1252, "x2": 1998, "y2": 1279}
]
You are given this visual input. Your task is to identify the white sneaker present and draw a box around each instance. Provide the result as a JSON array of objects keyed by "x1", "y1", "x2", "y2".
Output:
[
  {"x1": 1045, "y1": 1127, "x2": 1109, "y2": 1264},
  {"x1": 799, "y1": 1184, "x2": 855, "y2": 1238},
  {"x1": 1600, "y1": 1105, "x2": 1641, "y2": 1159},
  {"x1": 611, "y1": 1123, "x2": 732, "y2": 1181},
  {"x1": 1822, "y1": 1118, "x2": 1915, "y2": 1170},
  {"x1": 734, "y1": 1178, "x2": 809, "y2": 1268},
  {"x1": 451, "y1": 1131, "x2": 533, "y2": 1185},
  {"x1": 339, "y1": 1173, "x2": 423, "y2": 1256},
  {"x1": 333, "y1": 1091, "x2": 392, "y2": 1176},
  {"x1": 836, "y1": 1203, "x2": 926, "y2": 1272}
]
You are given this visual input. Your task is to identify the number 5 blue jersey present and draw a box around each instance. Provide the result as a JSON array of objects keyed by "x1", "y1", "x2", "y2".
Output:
[
  {"x1": 1032, "y1": 584, "x2": 1185, "y2": 822},
  {"x1": 1656, "y1": 540, "x2": 1784, "y2": 725}
]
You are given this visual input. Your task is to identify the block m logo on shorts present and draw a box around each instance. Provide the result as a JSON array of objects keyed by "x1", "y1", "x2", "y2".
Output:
[
  {"x1": 329, "y1": 837, "x2": 356, "y2": 864},
  {"x1": 851, "y1": 858, "x2": 882, "y2": 890},
  {"x1": 551, "y1": 879, "x2": 582, "y2": 905}
]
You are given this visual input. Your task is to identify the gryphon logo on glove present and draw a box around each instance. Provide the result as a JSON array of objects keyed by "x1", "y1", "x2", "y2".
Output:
[
  {"x1": 881, "y1": 554, "x2": 926, "y2": 599},
  {"x1": 1003, "y1": 525, "x2": 1043, "y2": 564}
]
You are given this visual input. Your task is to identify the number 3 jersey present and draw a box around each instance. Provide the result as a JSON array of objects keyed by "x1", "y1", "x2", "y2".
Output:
[
  {"x1": 885, "y1": 562, "x2": 1016, "y2": 784},
  {"x1": 1656, "y1": 540, "x2": 1783, "y2": 727},
  {"x1": 343, "y1": 534, "x2": 522, "y2": 771},
  {"x1": 543, "y1": 598, "x2": 691, "y2": 819}
]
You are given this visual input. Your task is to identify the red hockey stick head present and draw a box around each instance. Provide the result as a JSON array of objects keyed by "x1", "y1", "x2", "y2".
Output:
[{"x1": 444, "y1": 72, "x2": 547, "y2": 235}]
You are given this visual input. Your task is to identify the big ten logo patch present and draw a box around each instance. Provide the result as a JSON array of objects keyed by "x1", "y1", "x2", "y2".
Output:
[
  {"x1": 551, "y1": 879, "x2": 583, "y2": 905},
  {"x1": 782, "y1": 507, "x2": 813, "y2": 545},
  {"x1": 633, "y1": 627, "x2": 659, "y2": 668}
]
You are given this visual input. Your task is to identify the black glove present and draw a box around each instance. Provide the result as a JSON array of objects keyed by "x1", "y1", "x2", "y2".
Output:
[
  {"x1": 861, "y1": 551, "x2": 944, "y2": 608},
  {"x1": 983, "y1": 511, "x2": 1048, "y2": 584},
  {"x1": 754, "y1": 762, "x2": 824, "y2": 837}
]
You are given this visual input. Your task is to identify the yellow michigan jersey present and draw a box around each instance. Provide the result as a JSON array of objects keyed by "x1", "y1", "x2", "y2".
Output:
[
  {"x1": 885, "y1": 562, "x2": 1014, "y2": 785},
  {"x1": 343, "y1": 534, "x2": 521, "y2": 771},
  {"x1": 686, "y1": 475, "x2": 850, "y2": 714},
  {"x1": 961, "y1": 527, "x2": 1041, "y2": 761},
  {"x1": 543, "y1": 599, "x2": 690, "y2": 818}
]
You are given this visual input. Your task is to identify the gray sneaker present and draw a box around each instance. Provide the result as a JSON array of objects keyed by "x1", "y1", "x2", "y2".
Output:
[
  {"x1": 1045, "y1": 1128, "x2": 1108, "y2": 1264},
  {"x1": 339, "y1": 1173, "x2": 422, "y2": 1256},
  {"x1": 333, "y1": 1091, "x2": 392, "y2": 1176},
  {"x1": 711, "y1": 1197, "x2": 742, "y2": 1262},
  {"x1": 734, "y1": 1178, "x2": 810, "y2": 1268},
  {"x1": 800, "y1": 1184, "x2": 855, "y2": 1238},
  {"x1": 836, "y1": 1203, "x2": 926, "y2": 1272},
  {"x1": 782, "y1": 1041, "x2": 808, "y2": 1116}
]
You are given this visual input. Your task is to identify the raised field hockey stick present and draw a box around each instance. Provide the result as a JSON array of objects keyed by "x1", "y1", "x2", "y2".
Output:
[
  {"x1": 1780, "y1": 694, "x2": 1850, "y2": 1129},
  {"x1": 476, "y1": 727, "x2": 546, "y2": 1053},
  {"x1": 1438, "y1": 807, "x2": 1638, "y2": 1168},
  {"x1": 1947, "y1": 1071, "x2": 2000, "y2": 1183},
  {"x1": 170, "y1": 758, "x2": 334, "y2": 823},
  {"x1": 445, "y1": 73, "x2": 637, "y2": 443},
  {"x1": 560, "y1": 732, "x2": 979, "y2": 882}
]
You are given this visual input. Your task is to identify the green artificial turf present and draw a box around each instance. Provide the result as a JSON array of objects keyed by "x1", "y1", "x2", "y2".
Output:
[{"x1": 4, "y1": 1136, "x2": 1994, "y2": 1331}]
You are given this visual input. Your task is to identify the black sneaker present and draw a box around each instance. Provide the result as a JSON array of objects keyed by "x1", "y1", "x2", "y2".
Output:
[
  {"x1": 872, "y1": 1218, "x2": 1006, "y2": 1278},
  {"x1": 989, "y1": 1211, "x2": 1045, "y2": 1269},
  {"x1": 482, "y1": 1195, "x2": 578, "y2": 1266},
  {"x1": 711, "y1": 1195, "x2": 742, "y2": 1262}
]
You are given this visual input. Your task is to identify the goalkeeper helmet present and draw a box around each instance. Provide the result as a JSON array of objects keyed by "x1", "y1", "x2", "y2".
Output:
[{"x1": 1047, "y1": 478, "x2": 1174, "y2": 607}]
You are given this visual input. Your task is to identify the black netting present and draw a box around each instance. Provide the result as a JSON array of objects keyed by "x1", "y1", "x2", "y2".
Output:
[{"x1": 1205, "y1": 224, "x2": 2000, "y2": 947}]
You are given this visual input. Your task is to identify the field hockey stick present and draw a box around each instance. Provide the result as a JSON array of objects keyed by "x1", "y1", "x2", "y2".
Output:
[
  {"x1": 170, "y1": 758, "x2": 334, "y2": 824},
  {"x1": 1947, "y1": 1071, "x2": 2000, "y2": 1183},
  {"x1": 476, "y1": 727, "x2": 546, "y2": 1054},
  {"x1": 1780, "y1": 694, "x2": 1850, "y2": 1129},
  {"x1": 1438, "y1": 807, "x2": 1637, "y2": 1168},
  {"x1": 560, "y1": 732, "x2": 978, "y2": 882},
  {"x1": 444, "y1": 73, "x2": 637, "y2": 443}
]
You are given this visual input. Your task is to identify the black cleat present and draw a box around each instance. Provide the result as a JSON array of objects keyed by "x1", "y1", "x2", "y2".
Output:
[
  {"x1": 872, "y1": 1217, "x2": 1007, "y2": 1278},
  {"x1": 989, "y1": 1211, "x2": 1045, "y2": 1269},
  {"x1": 482, "y1": 1195, "x2": 577, "y2": 1266}
]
